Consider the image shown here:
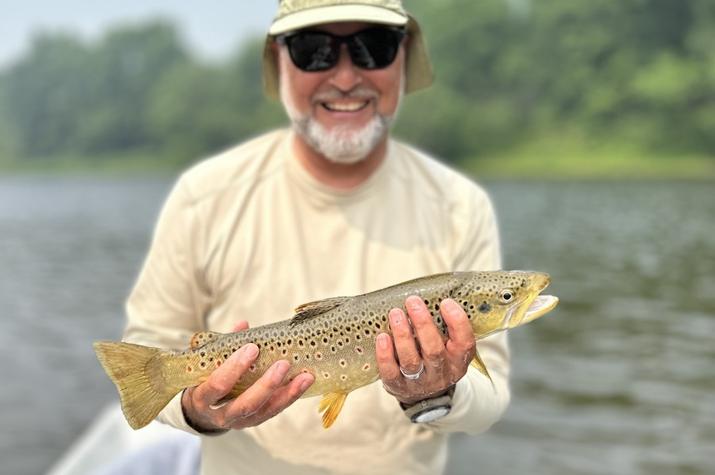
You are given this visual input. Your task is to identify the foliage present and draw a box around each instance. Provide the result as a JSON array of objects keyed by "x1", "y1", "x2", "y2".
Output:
[{"x1": 0, "y1": 2, "x2": 713, "y2": 167}]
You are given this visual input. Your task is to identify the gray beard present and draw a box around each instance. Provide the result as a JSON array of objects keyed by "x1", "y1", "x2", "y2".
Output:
[
  {"x1": 279, "y1": 74, "x2": 396, "y2": 165},
  {"x1": 292, "y1": 114, "x2": 391, "y2": 165}
]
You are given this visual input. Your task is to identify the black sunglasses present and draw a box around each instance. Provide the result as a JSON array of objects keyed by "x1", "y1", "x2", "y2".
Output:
[{"x1": 276, "y1": 26, "x2": 407, "y2": 72}]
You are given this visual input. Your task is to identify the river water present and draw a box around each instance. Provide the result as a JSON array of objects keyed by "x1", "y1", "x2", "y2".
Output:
[{"x1": 1, "y1": 176, "x2": 713, "y2": 475}]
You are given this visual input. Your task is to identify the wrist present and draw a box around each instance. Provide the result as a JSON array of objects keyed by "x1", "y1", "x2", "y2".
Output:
[
  {"x1": 398, "y1": 385, "x2": 456, "y2": 423},
  {"x1": 181, "y1": 389, "x2": 229, "y2": 436},
  {"x1": 396, "y1": 385, "x2": 455, "y2": 407}
]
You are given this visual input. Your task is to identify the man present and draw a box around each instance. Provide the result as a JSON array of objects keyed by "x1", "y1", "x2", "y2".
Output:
[{"x1": 123, "y1": 1, "x2": 511, "y2": 474}]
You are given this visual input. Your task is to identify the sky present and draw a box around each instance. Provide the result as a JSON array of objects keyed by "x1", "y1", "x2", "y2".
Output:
[{"x1": 0, "y1": 1, "x2": 277, "y2": 68}]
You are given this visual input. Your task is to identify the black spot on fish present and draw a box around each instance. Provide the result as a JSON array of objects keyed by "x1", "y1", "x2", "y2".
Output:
[{"x1": 478, "y1": 302, "x2": 491, "y2": 313}]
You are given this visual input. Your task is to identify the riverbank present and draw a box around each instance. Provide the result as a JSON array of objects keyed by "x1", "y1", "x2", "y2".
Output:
[
  {"x1": 467, "y1": 136, "x2": 715, "y2": 180},
  {"x1": 2, "y1": 145, "x2": 714, "y2": 180}
]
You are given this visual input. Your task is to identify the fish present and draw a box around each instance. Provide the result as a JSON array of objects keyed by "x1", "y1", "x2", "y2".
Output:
[{"x1": 94, "y1": 270, "x2": 558, "y2": 430}]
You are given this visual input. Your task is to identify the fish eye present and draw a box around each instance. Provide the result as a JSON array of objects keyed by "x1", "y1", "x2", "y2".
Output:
[{"x1": 499, "y1": 289, "x2": 514, "y2": 303}]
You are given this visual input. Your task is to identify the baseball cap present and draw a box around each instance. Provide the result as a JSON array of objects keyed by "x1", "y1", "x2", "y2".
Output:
[{"x1": 262, "y1": 0, "x2": 433, "y2": 98}]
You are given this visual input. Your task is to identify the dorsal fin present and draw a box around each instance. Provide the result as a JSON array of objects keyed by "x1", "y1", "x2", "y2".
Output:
[
  {"x1": 290, "y1": 296, "x2": 351, "y2": 326},
  {"x1": 189, "y1": 331, "x2": 221, "y2": 349}
]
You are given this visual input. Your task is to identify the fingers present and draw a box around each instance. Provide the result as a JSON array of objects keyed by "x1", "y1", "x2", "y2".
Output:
[
  {"x1": 387, "y1": 307, "x2": 423, "y2": 375},
  {"x1": 193, "y1": 344, "x2": 258, "y2": 408},
  {"x1": 375, "y1": 333, "x2": 401, "y2": 387},
  {"x1": 232, "y1": 320, "x2": 250, "y2": 332},
  {"x1": 405, "y1": 296, "x2": 447, "y2": 370},
  {"x1": 440, "y1": 299, "x2": 476, "y2": 360},
  {"x1": 223, "y1": 360, "x2": 291, "y2": 422},
  {"x1": 376, "y1": 296, "x2": 476, "y2": 406},
  {"x1": 250, "y1": 373, "x2": 315, "y2": 420}
]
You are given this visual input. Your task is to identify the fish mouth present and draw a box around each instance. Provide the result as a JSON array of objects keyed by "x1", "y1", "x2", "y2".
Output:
[
  {"x1": 504, "y1": 273, "x2": 559, "y2": 329},
  {"x1": 521, "y1": 294, "x2": 559, "y2": 324}
]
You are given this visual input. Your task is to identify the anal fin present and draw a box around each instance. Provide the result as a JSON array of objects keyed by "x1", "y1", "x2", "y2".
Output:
[{"x1": 318, "y1": 392, "x2": 348, "y2": 428}]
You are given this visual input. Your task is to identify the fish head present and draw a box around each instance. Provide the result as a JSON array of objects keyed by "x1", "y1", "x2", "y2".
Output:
[{"x1": 457, "y1": 271, "x2": 559, "y2": 338}]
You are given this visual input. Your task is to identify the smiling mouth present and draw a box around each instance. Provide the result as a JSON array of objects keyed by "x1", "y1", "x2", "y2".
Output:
[{"x1": 321, "y1": 100, "x2": 370, "y2": 112}]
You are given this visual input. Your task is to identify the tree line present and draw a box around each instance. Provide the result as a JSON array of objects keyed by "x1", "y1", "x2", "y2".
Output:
[{"x1": 1, "y1": 0, "x2": 713, "y2": 166}]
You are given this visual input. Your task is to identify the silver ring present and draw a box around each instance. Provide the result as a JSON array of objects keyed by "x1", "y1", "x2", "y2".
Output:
[
  {"x1": 400, "y1": 361, "x2": 425, "y2": 380},
  {"x1": 209, "y1": 401, "x2": 229, "y2": 410}
]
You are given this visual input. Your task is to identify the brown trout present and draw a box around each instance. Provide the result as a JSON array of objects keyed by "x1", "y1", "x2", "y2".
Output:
[{"x1": 94, "y1": 270, "x2": 558, "y2": 430}]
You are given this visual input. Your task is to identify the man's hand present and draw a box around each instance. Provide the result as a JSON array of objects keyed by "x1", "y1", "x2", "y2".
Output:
[
  {"x1": 376, "y1": 297, "x2": 476, "y2": 405},
  {"x1": 181, "y1": 320, "x2": 315, "y2": 432}
]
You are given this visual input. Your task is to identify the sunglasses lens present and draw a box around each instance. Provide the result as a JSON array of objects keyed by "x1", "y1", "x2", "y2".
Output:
[
  {"x1": 287, "y1": 32, "x2": 338, "y2": 72},
  {"x1": 284, "y1": 27, "x2": 405, "y2": 72},
  {"x1": 350, "y1": 28, "x2": 403, "y2": 69}
]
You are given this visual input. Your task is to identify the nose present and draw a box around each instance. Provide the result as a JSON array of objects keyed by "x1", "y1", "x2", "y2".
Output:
[{"x1": 328, "y1": 44, "x2": 362, "y2": 92}]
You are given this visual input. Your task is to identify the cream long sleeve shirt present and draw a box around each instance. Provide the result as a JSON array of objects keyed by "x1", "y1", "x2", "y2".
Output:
[{"x1": 123, "y1": 129, "x2": 511, "y2": 475}]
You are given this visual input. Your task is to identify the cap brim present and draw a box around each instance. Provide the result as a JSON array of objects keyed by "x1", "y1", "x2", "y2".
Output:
[{"x1": 269, "y1": 5, "x2": 407, "y2": 35}]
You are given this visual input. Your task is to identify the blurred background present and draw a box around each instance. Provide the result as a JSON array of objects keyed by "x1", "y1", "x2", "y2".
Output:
[{"x1": 1, "y1": 1, "x2": 714, "y2": 474}]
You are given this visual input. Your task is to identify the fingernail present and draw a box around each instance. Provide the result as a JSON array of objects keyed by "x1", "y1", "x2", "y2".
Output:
[
  {"x1": 406, "y1": 295, "x2": 422, "y2": 311},
  {"x1": 377, "y1": 333, "x2": 389, "y2": 350},
  {"x1": 299, "y1": 377, "x2": 312, "y2": 392},
  {"x1": 242, "y1": 344, "x2": 258, "y2": 359},
  {"x1": 272, "y1": 361, "x2": 288, "y2": 384},
  {"x1": 389, "y1": 309, "x2": 402, "y2": 325}
]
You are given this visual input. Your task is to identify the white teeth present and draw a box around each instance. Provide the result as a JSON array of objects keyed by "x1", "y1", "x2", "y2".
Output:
[{"x1": 323, "y1": 101, "x2": 368, "y2": 112}]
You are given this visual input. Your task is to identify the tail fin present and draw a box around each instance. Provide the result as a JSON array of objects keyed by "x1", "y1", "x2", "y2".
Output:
[{"x1": 93, "y1": 341, "x2": 182, "y2": 430}]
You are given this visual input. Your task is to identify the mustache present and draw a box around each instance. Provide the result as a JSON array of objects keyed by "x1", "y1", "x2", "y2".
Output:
[{"x1": 312, "y1": 87, "x2": 378, "y2": 103}]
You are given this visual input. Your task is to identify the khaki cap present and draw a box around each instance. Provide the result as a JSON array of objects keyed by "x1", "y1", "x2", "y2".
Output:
[{"x1": 262, "y1": 0, "x2": 433, "y2": 99}]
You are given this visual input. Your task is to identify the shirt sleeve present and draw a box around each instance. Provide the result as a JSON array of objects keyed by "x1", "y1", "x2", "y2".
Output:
[
  {"x1": 425, "y1": 185, "x2": 512, "y2": 435},
  {"x1": 122, "y1": 175, "x2": 211, "y2": 433}
]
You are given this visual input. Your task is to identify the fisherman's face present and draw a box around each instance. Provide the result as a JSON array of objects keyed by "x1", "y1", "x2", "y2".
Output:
[{"x1": 276, "y1": 21, "x2": 406, "y2": 164}]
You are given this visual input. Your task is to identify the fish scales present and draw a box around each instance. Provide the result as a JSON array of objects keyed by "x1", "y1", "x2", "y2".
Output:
[
  {"x1": 94, "y1": 271, "x2": 559, "y2": 429},
  {"x1": 189, "y1": 274, "x2": 461, "y2": 399}
]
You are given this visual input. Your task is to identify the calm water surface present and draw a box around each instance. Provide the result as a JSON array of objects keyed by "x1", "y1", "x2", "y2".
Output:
[{"x1": 1, "y1": 177, "x2": 713, "y2": 475}]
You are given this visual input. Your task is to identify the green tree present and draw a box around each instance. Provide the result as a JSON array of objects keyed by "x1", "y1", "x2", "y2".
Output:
[
  {"x1": 148, "y1": 38, "x2": 285, "y2": 163},
  {"x1": 78, "y1": 20, "x2": 189, "y2": 154},
  {"x1": 3, "y1": 33, "x2": 93, "y2": 156},
  {"x1": 2, "y1": 20, "x2": 189, "y2": 158}
]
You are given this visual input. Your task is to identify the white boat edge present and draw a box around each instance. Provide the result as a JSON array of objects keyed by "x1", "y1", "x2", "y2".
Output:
[{"x1": 47, "y1": 402, "x2": 199, "y2": 475}]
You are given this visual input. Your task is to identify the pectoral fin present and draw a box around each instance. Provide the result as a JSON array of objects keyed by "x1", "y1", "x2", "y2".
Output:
[
  {"x1": 318, "y1": 392, "x2": 348, "y2": 428},
  {"x1": 470, "y1": 347, "x2": 494, "y2": 387}
]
